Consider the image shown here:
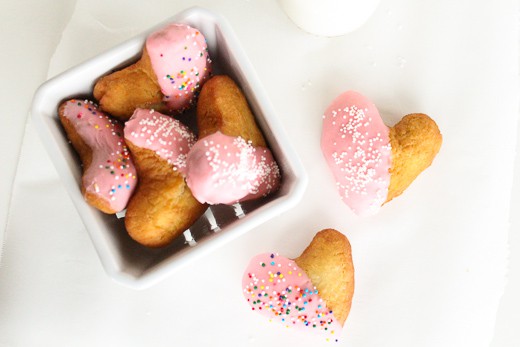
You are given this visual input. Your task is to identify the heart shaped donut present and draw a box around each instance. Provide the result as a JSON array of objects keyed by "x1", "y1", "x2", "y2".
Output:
[
  {"x1": 242, "y1": 229, "x2": 354, "y2": 340},
  {"x1": 321, "y1": 90, "x2": 442, "y2": 216},
  {"x1": 58, "y1": 99, "x2": 137, "y2": 214},
  {"x1": 94, "y1": 23, "x2": 212, "y2": 120},
  {"x1": 123, "y1": 108, "x2": 207, "y2": 247},
  {"x1": 185, "y1": 75, "x2": 281, "y2": 205}
]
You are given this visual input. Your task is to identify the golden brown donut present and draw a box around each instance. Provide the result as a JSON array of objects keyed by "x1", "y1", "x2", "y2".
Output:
[
  {"x1": 185, "y1": 75, "x2": 281, "y2": 205},
  {"x1": 94, "y1": 23, "x2": 212, "y2": 120},
  {"x1": 321, "y1": 90, "x2": 442, "y2": 216},
  {"x1": 123, "y1": 108, "x2": 206, "y2": 247},
  {"x1": 242, "y1": 228, "x2": 354, "y2": 337}
]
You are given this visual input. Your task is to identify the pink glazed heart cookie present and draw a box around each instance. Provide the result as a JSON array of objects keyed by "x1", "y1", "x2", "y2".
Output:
[
  {"x1": 123, "y1": 108, "x2": 207, "y2": 248},
  {"x1": 243, "y1": 229, "x2": 354, "y2": 341},
  {"x1": 58, "y1": 99, "x2": 137, "y2": 214},
  {"x1": 94, "y1": 23, "x2": 212, "y2": 120},
  {"x1": 321, "y1": 91, "x2": 442, "y2": 216},
  {"x1": 185, "y1": 75, "x2": 281, "y2": 205}
]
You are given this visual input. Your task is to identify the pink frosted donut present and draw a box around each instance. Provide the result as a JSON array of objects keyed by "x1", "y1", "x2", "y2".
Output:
[
  {"x1": 59, "y1": 99, "x2": 137, "y2": 213},
  {"x1": 185, "y1": 131, "x2": 281, "y2": 205},
  {"x1": 146, "y1": 23, "x2": 212, "y2": 112},
  {"x1": 242, "y1": 253, "x2": 342, "y2": 339},
  {"x1": 124, "y1": 108, "x2": 196, "y2": 175},
  {"x1": 321, "y1": 90, "x2": 392, "y2": 216}
]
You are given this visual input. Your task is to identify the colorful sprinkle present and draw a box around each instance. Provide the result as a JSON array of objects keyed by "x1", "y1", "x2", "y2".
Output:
[
  {"x1": 242, "y1": 253, "x2": 341, "y2": 340},
  {"x1": 124, "y1": 108, "x2": 196, "y2": 175},
  {"x1": 61, "y1": 99, "x2": 137, "y2": 212},
  {"x1": 146, "y1": 23, "x2": 212, "y2": 112}
]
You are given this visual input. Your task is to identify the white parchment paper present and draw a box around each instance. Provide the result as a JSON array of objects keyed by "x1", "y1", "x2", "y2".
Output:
[{"x1": 1, "y1": 0, "x2": 518, "y2": 346}]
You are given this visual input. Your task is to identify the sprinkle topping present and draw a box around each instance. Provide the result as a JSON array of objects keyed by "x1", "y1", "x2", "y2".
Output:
[
  {"x1": 124, "y1": 108, "x2": 196, "y2": 175},
  {"x1": 62, "y1": 99, "x2": 137, "y2": 212},
  {"x1": 146, "y1": 23, "x2": 212, "y2": 112},
  {"x1": 242, "y1": 253, "x2": 341, "y2": 339},
  {"x1": 185, "y1": 131, "x2": 280, "y2": 205},
  {"x1": 321, "y1": 91, "x2": 392, "y2": 216}
]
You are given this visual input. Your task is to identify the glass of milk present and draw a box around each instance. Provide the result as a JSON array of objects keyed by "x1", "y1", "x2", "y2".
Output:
[{"x1": 279, "y1": 0, "x2": 381, "y2": 36}]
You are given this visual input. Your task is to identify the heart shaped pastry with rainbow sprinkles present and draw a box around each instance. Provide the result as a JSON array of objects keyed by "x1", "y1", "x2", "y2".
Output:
[
  {"x1": 321, "y1": 90, "x2": 442, "y2": 216},
  {"x1": 242, "y1": 229, "x2": 354, "y2": 341}
]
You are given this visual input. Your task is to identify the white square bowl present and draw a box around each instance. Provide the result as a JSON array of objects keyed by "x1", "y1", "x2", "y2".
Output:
[{"x1": 31, "y1": 7, "x2": 307, "y2": 289}]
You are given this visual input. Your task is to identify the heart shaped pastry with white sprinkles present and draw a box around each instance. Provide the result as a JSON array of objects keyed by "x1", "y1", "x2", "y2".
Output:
[{"x1": 321, "y1": 90, "x2": 442, "y2": 216}]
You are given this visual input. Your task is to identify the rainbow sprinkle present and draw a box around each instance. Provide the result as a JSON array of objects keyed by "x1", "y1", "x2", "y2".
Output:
[{"x1": 242, "y1": 253, "x2": 341, "y2": 341}]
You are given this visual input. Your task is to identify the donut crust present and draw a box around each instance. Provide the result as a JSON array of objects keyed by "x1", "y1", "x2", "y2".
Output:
[
  {"x1": 93, "y1": 49, "x2": 166, "y2": 120},
  {"x1": 196, "y1": 75, "x2": 266, "y2": 147},
  {"x1": 294, "y1": 228, "x2": 355, "y2": 326},
  {"x1": 124, "y1": 140, "x2": 207, "y2": 248},
  {"x1": 387, "y1": 113, "x2": 442, "y2": 203}
]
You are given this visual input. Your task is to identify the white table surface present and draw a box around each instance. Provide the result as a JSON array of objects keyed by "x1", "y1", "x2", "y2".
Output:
[{"x1": 1, "y1": 1, "x2": 519, "y2": 346}]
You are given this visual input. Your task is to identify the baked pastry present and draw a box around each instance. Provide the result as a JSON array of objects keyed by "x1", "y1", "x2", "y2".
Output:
[
  {"x1": 321, "y1": 90, "x2": 442, "y2": 216},
  {"x1": 123, "y1": 108, "x2": 207, "y2": 247},
  {"x1": 243, "y1": 228, "x2": 354, "y2": 341},
  {"x1": 195, "y1": 75, "x2": 266, "y2": 146},
  {"x1": 185, "y1": 75, "x2": 281, "y2": 205},
  {"x1": 58, "y1": 99, "x2": 137, "y2": 214},
  {"x1": 94, "y1": 23, "x2": 212, "y2": 120}
]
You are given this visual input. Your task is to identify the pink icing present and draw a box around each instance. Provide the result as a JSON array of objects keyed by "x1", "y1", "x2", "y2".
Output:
[
  {"x1": 124, "y1": 108, "x2": 196, "y2": 175},
  {"x1": 321, "y1": 91, "x2": 392, "y2": 216},
  {"x1": 185, "y1": 132, "x2": 281, "y2": 205},
  {"x1": 243, "y1": 253, "x2": 342, "y2": 339},
  {"x1": 145, "y1": 23, "x2": 211, "y2": 112},
  {"x1": 62, "y1": 99, "x2": 137, "y2": 213}
]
